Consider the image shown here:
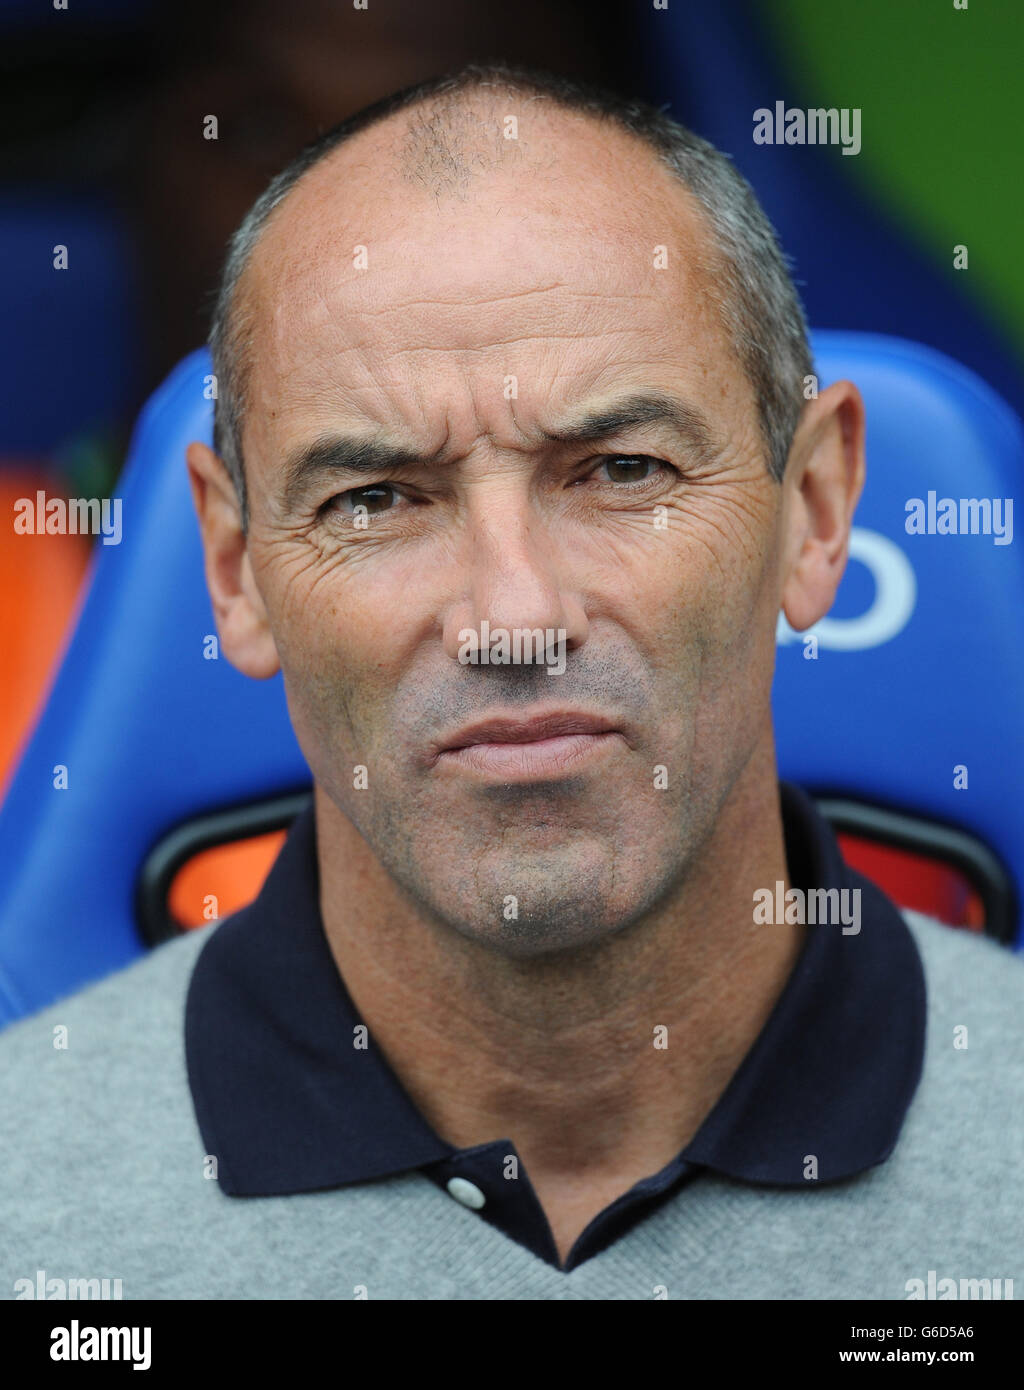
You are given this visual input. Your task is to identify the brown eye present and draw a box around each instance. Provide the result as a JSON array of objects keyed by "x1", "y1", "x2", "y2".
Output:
[
  {"x1": 602, "y1": 456, "x2": 658, "y2": 484},
  {"x1": 329, "y1": 483, "x2": 398, "y2": 516},
  {"x1": 588, "y1": 456, "x2": 671, "y2": 486}
]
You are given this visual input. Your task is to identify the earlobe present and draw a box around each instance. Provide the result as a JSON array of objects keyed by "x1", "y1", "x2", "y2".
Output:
[
  {"x1": 230, "y1": 551, "x2": 282, "y2": 680},
  {"x1": 779, "y1": 381, "x2": 866, "y2": 633},
  {"x1": 185, "y1": 441, "x2": 281, "y2": 680}
]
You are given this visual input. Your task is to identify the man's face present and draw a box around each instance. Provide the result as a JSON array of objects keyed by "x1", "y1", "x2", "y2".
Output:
[{"x1": 232, "y1": 106, "x2": 789, "y2": 956}]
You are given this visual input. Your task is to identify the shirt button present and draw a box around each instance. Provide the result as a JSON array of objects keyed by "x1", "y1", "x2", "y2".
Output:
[{"x1": 446, "y1": 1176, "x2": 486, "y2": 1210}]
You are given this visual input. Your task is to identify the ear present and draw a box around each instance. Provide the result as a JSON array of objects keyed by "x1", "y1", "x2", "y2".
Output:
[
  {"x1": 186, "y1": 441, "x2": 280, "y2": 679},
  {"x1": 779, "y1": 380, "x2": 866, "y2": 632}
]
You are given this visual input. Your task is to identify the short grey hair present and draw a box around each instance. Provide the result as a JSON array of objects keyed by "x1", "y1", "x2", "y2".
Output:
[{"x1": 208, "y1": 60, "x2": 813, "y2": 530}]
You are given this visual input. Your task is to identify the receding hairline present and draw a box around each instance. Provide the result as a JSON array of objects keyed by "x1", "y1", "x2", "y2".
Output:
[
  {"x1": 225, "y1": 86, "x2": 736, "y2": 449},
  {"x1": 211, "y1": 60, "x2": 813, "y2": 528}
]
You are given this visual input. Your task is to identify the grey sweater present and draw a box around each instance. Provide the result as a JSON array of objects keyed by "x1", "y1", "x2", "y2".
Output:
[{"x1": 1, "y1": 910, "x2": 1021, "y2": 1301}]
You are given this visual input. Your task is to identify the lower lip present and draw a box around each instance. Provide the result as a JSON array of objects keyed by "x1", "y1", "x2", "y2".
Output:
[{"x1": 438, "y1": 731, "x2": 621, "y2": 778}]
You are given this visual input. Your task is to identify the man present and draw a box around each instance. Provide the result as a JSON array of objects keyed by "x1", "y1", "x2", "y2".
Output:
[{"x1": 2, "y1": 62, "x2": 1021, "y2": 1300}]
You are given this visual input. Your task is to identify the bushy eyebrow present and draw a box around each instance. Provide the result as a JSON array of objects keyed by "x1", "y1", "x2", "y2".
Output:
[
  {"x1": 541, "y1": 391, "x2": 719, "y2": 464},
  {"x1": 282, "y1": 435, "x2": 428, "y2": 512},
  {"x1": 280, "y1": 389, "x2": 720, "y2": 511}
]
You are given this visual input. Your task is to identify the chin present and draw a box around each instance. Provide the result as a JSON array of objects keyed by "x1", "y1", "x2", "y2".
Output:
[
  {"x1": 436, "y1": 878, "x2": 644, "y2": 961},
  {"x1": 456, "y1": 915, "x2": 620, "y2": 962}
]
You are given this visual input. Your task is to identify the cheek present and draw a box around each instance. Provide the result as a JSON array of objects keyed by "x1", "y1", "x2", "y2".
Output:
[
  {"x1": 644, "y1": 506, "x2": 773, "y2": 655},
  {"x1": 261, "y1": 533, "x2": 403, "y2": 661},
  {"x1": 252, "y1": 542, "x2": 407, "y2": 748},
  {"x1": 639, "y1": 498, "x2": 780, "y2": 756}
]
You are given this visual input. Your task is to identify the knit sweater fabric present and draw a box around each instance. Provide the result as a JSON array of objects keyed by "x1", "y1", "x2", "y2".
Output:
[{"x1": 1, "y1": 909, "x2": 1021, "y2": 1300}]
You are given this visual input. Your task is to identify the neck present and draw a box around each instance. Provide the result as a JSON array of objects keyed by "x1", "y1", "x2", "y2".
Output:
[{"x1": 316, "y1": 732, "x2": 803, "y2": 1264}]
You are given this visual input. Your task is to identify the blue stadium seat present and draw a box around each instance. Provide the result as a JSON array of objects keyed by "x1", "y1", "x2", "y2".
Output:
[
  {"x1": 0, "y1": 331, "x2": 1021, "y2": 1029},
  {"x1": 774, "y1": 334, "x2": 1022, "y2": 944},
  {"x1": 0, "y1": 349, "x2": 310, "y2": 1029}
]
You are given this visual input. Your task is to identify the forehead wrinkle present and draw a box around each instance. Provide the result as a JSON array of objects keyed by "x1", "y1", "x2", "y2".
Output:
[
  {"x1": 279, "y1": 378, "x2": 723, "y2": 512},
  {"x1": 234, "y1": 103, "x2": 748, "y2": 472}
]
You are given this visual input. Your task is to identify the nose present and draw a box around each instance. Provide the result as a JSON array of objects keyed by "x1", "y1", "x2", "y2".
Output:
[{"x1": 441, "y1": 484, "x2": 589, "y2": 667}]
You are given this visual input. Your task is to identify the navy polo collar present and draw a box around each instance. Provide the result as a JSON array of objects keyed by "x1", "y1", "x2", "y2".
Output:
[{"x1": 185, "y1": 781, "x2": 925, "y2": 1198}]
